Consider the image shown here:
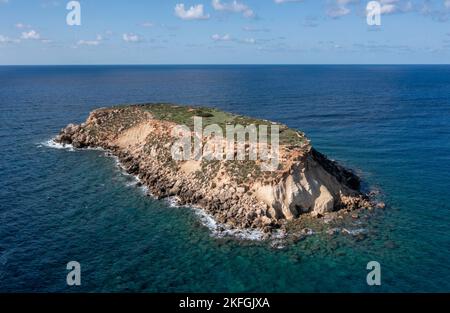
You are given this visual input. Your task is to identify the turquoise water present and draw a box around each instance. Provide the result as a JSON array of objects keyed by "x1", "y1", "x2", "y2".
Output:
[{"x1": 0, "y1": 65, "x2": 449, "y2": 292}]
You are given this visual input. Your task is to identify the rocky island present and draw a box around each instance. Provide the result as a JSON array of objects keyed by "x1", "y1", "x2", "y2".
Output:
[{"x1": 55, "y1": 103, "x2": 371, "y2": 235}]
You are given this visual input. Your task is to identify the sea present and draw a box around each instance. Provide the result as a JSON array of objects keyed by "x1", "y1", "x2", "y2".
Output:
[{"x1": 0, "y1": 65, "x2": 449, "y2": 292}]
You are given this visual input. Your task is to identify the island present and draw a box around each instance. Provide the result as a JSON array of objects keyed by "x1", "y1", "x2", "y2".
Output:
[{"x1": 55, "y1": 103, "x2": 371, "y2": 234}]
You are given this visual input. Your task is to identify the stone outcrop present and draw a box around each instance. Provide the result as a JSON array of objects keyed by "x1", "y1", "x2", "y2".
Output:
[{"x1": 55, "y1": 104, "x2": 371, "y2": 233}]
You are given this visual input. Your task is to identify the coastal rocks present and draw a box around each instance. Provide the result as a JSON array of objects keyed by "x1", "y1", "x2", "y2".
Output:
[
  {"x1": 339, "y1": 195, "x2": 372, "y2": 211},
  {"x1": 54, "y1": 103, "x2": 374, "y2": 234},
  {"x1": 55, "y1": 123, "x2": 79, "y2": 145},
  {"x1": 326, "y1": 228, "x2": 340, "y2": 236}
]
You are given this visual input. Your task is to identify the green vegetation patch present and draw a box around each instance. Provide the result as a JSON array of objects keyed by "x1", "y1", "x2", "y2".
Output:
[{"x1": 137, "y1": 103, "x2": 307, "y2": 146}]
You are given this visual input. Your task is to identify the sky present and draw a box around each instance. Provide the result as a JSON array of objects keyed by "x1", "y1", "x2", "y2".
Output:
[{"x1": 0, "y1": 0, "x2": 449, "y2": 64}]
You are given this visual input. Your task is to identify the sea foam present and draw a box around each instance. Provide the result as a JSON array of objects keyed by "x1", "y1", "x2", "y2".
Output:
[
  {"x1": 166, "y1": 197, "x2": 269, "y2": 241},
  {"x1": 40, "y1": 139, "x2": 75, "y2": 151}
]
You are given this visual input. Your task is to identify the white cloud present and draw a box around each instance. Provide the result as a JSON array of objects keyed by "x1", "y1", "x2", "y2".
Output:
[
  {"x1": 328, "y1": 0, "x2": 404, "y2": 18},
  {"x1": 174, "y1": 4, "x2": 210, "y2": 20},
  {"x1": 327, "y1": 6, "x2": 350, "y2": 17},
  {"x1": 122, "y1": 33, "x2": 141, "y2": 42},
  {"x1": 0, "y1": 35, "x2": 20, "y2": 44},
  {"x1": 212, "y1": 0, "x2": 254, "y2": 18},
  {"x1": 21, "y1": 30, "x2": 41, "y2": 40},
  {"x1": 211, "y1": 33, "x2": 232, "y2": 41},
  {"x1": 326, "y1": 0, "x2": 358, "y2": 18},
  {"x1": 380, "y1": 4, "x2": 397, "y2": 14},
  {"x1": 77, "y1": 34, "x2": 103, "y2": 46},
  {"x1": 445, "y1": 0, "x2": 450, "y2": 9},
  {"x1": 211, "y1": 33, "x2": 258, "y2": 45},
  {"x1": 0, "y1": 0, "x2": 9, "y2": 4},
  {"x1": 368, "y1": 0, "x2": 414, "y2": 16},
  {"x1": 15, "y1": 23, "x2": 31, "y2": 29},
  {"x1": 379, "y1": 0, "x2": 401, "y2": 14}
]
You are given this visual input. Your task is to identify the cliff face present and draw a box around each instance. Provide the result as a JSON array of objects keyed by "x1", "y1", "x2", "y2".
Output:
[
  {"x1": 254, "y1": 149, "x2": 361, "y2": 220},
  {"x1": 55, "y1": 104, "x2": 370, "y2": 232}
]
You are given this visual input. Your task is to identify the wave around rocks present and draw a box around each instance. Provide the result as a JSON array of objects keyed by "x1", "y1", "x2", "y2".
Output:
[{"x1": 40, "y1": 139, "x2": 75, "y2": 151}]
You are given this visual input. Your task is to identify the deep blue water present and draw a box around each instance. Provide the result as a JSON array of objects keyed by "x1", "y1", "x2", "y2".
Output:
[{"x1": 0, "y1": 65, "x2": 449, "y2": 292}]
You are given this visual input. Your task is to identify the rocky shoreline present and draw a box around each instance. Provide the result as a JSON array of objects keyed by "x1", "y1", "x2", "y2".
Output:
[{"x1": 55, "y1": 103, "x2": 376, "y2": 235}]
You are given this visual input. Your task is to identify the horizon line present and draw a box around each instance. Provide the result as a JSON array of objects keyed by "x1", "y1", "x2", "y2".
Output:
[{"x1": 1, "y1": 63, "x2": 450, "y2": 66}]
